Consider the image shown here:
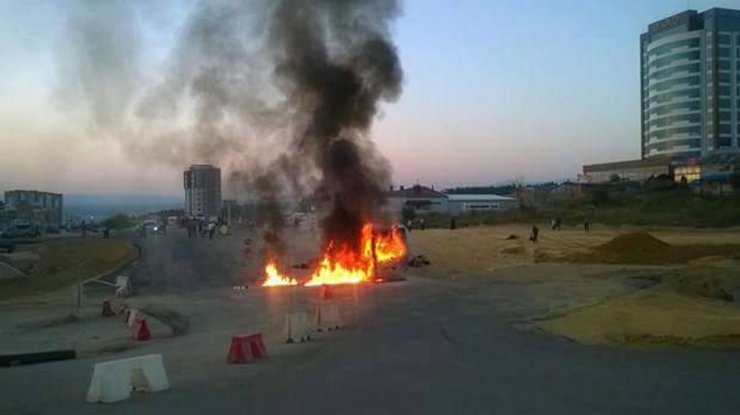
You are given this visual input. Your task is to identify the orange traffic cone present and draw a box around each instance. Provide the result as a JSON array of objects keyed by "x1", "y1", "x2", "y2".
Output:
[
  {"x1": 101, "y1": 300, "x2": 115, "y2": 317},
  {"x1": 133, "y1": 318, "x2": 151, "y2": 341}
]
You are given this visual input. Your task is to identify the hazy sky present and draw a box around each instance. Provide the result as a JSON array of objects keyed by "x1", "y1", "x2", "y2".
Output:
[{"x1": 1, "y1": 0, "x2": 738, "y2": 195}]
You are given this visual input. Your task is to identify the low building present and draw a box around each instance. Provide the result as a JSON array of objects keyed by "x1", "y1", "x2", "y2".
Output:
[
  {"x1": 386, "y1": 185, "x2": 519, "y2": 216},
  {"x1": 2, "y1": 190, "x2": 63, "y2": 229},
  {"x1": 386, "y1": 185, "x2": 448, "y2": 214},
  {"x1": 583, "y1": 155, "x2": 740, "y2": 193},
  {"x1": 688, "y1": 154, "x2": 740, "y2": 194},
  {"x1": 447, "y1": 194, "x2": 519, "y2": 215},
  {"x1": 582, "y1": 159, "x2": 672, "y2": 183}
]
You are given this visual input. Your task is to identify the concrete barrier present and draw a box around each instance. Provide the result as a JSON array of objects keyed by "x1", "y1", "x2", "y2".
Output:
[
  {"x1": 86, "y1": 354, "x2": 169, "y2": 403},
  {"x1": 284, "y1": 311, "x2": 312, "y2": 343},
  {"x1": 226, "y1": 333, "x2": 267, "y2": 364},
  {"x1": 115, "y1": 276, "x2": 132, "y2": 297},
  {"x1": 124, "y1": 308, "x2": 140, "y2": 328},
  {"x1": 314, "y1": 304, "x2": 342, "y2": 331}
]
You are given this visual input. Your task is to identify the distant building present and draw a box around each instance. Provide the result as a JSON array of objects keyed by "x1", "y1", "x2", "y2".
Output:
[
  {"x1": 184, "y1": 164, "x2": 222, "y2": 217},
  {"x1": 2, "y1": 190, "x2": 63, "y2": 229},
  {"x1": 446, "y1": 194, "x2": 519, "y2": 215},
  {"x1": 386, "y1": 185, "x2": 448, "y2": 214},
  {"x1": 386, "y1": 185, "x2": 518, "y2": 216},
  {"x1": 584, "y1": 8, "x2": 740, "y2": 186},
  {"x1": 641, "y1": 8, "x2": 740, "y2": 158},
  {"x1": 583, "y1": 159, "x2": 673, "y2": 183}
]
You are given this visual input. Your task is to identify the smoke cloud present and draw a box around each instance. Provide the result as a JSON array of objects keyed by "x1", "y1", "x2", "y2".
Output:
[{"x1": 58, "y1": 0, "x2": 403, "y2": 259}]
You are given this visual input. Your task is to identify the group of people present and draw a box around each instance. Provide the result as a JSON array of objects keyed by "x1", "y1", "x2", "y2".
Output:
[
  {"x1": 529, "y1": 216, "x2": 592, "y2": 243},
  {"x1": 186, "y1": 217, "x2": 223, "y2": 239}
]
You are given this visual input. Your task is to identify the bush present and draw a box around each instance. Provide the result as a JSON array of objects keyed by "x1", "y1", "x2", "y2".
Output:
[
  {"x1": 401, "y1": 206, "x2": 416, "y2": 224},
  {"x1": 101, "y1": 214, "x2": 137, "y2": 230}
]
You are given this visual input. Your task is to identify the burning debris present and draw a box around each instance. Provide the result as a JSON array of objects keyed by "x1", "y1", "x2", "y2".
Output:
[
  {"x1": 263, "y1": 262, "x2": 298, "y2": 287},
  {"x1": 262, "y1": 223, "x2": 408, "y2": 287}
]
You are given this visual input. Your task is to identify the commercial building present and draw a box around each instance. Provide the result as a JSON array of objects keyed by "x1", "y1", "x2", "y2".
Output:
[
  {"x1": 1, "y1": 190, "x2": 63, "y2": 229},
  {"x1": 583, "y1": 158, "x2": 672, "y2": 183},
  {"x1": 386, "y1": 185, "x2": 519, "y2": 216},
  {"x1": 584, "y1": 8, "x2": 740, "y2": 185},
  {"x1": 184, "y1": 164, "x2": 222, "y2": 218},
  {"x1": 641, "y1": 8, "x2": 740, "y2": 158}
]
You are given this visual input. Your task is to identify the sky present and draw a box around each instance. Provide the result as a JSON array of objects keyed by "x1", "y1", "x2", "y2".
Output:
[{"x1": 1, "y1": 0, "x2": 738, "y2": 196}]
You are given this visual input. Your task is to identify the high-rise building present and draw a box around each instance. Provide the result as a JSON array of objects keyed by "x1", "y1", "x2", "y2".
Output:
[
  {"x1": 641, "y1": 8, "x2": 740, "y2": 159},
  {"x1": 183, "y1": 164, "x2": 222, "y2": 218}
]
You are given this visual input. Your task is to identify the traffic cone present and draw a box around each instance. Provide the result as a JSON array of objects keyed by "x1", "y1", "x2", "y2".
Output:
[
  {"x1": 227, "y1": 336, "x2": 248, "y2": 364},
  {"x1": 319, "y1": 284, "x2": 332, "y2": 300},
  {"x1": 133, "y1": 319, "x2": 151, "y2": 341},
  {"x1": 101, "y1": 300, "x2": 115, "y2": 317}
]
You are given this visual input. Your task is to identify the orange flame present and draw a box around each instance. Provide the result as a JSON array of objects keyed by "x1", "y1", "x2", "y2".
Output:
[
  {"x1": 262, "y1": 262, "x2": 298, "y2": 286},
  {"x1": 261, "y1": 222, "x2": 407, "y2": 287},
  {"x1": 304, "y1": 223, "x2": 407, "y2": 286}
]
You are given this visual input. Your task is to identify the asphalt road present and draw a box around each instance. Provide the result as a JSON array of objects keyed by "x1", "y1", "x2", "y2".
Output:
[{"x1": 2, "y1": 228, "x2": 740, "y2": 414}]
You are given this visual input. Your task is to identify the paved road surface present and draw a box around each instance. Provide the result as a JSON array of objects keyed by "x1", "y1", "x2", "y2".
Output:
[{"x1": 2, "y1": 228, "x2": 740, "y2": 414}]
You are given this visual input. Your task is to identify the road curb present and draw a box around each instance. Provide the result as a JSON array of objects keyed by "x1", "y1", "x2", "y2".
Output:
[{"x1": 0, "y1": 350, "x2": 76, "y2": 367}]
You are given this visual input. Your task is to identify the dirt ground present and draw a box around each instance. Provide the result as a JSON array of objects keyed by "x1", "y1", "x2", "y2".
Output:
[
  {"x1": 410, "y1": 224, "x2": 740, "y2": 346},
  {"x1": 0, "y1": 238, "x2": 138, "y2": 300}
]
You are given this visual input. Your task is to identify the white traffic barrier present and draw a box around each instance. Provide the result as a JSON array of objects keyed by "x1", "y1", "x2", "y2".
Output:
[
  {"x1": 86, "y1": 354, "x2": 169, "y2": 403},
  {"x1": 314, "y1": 304, "x2": 342, "y2": 331},
  {"x1": 125, "y1": 308, "x2": 139, "y2": 328},
  {"x1": 115, "y1": 276, "x2": 132, "y2": 297},
  {"x1": 284, "y1": 311, "x2": 312, "y2": 343}
]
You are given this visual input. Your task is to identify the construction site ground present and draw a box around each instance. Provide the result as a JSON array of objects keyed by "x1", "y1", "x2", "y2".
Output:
[{"x1": 1, "y1": 224, "x2": 740, "y2": 413}]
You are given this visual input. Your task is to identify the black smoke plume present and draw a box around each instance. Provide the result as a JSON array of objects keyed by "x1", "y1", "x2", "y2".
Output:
[
  {"x1": 268, "y1": 0, "x2": 403, "y2": 253},
  {"x1": 59, "y1": 0, "x2": 403, "y2": 262}
]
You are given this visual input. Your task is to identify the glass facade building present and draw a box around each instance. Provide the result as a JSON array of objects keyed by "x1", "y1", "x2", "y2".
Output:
[{"x1": 641, "y1": 8, "x2": 740, "y2": 159}]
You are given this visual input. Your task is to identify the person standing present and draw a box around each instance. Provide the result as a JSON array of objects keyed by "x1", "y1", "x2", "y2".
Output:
[
  {"x1": 584, "y1": 217, "x2": 591, "y2": 233},
  {"x1": 529, "y1": 225, "x2": 539, "y2": 243},
  {"x1": 208, "y1": 221, "x2": 216, "y2": 240}
]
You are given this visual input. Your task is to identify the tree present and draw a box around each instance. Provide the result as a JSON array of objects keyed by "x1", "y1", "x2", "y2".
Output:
[
  {"x1": 401, "y1": 206, "x2": 416, "y2": 224},
  {"x1": 729, "y1": 172, "x2": 740, "y2": 190},
  {"x1": 102, "y1": 214, "x2": 137, "y2": 230},
  {"x1": 591, "y1": 188, "x2": 610, "y2": 206}
]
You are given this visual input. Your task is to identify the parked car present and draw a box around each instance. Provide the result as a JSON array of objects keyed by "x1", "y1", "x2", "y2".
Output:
[{"x1": 1, "y1": 224, "x2": 41, "y2": 238}]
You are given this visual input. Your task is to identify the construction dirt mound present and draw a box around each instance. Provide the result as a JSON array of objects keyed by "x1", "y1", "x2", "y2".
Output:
[
  {"x1": 596, "y1": 232, "x2": 671, "y2": 254},
  {"x1": 562, "y1": 232, "x2": 740, "y2": 265}
]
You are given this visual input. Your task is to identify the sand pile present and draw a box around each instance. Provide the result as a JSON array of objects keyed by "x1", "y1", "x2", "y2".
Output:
[
  {"x1": 596, "y1": 232, "x2": 670, "y2": 254},
  {"x1": 565, "y1": 232, "x2": 740, "y2": 265}
]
